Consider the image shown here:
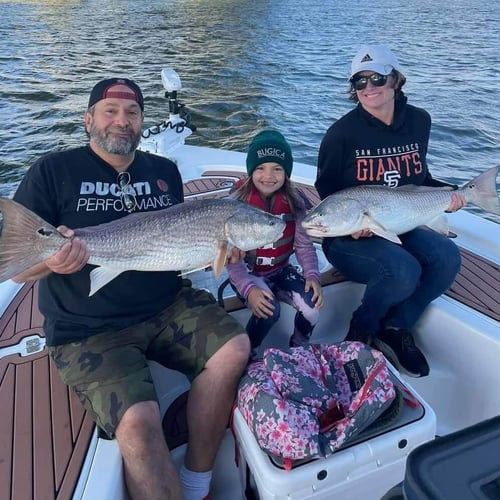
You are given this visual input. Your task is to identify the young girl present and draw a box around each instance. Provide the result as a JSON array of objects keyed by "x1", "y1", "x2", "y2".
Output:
[{"x1": 227, "y1": 130, "x2": 323, "y2": 358}]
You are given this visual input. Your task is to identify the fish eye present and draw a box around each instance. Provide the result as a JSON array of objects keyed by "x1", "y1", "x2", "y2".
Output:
[{"x1": 37, "y1": 227, "x2": 55, "y2": 236}]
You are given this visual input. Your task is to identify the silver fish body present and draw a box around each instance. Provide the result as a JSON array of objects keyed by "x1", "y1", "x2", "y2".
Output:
[
  {"x1": 303, "y1": 166, "x2": 500, "y2": 243},
  {"x1": 75, "y1": 198, "x2": 286, "y2": 271},
  {"x1": 0, "y1": 197, "x2": 286, "y2": 295}
]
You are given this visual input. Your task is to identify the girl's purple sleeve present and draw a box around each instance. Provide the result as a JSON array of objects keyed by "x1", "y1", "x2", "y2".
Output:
[
  {"x1": 294, "y1": 219, "x2": 321, "y2": 281},
  {"x1": 226, "y1": 260, "x2": 257, "y2": 299}
]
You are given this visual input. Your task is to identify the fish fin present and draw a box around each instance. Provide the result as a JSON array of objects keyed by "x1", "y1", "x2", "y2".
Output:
[
  {"x1": 212, "y1": 241, "x2": 228, "y2": 278},
  {"x1": 363, "y1": 214, "x2": 402, "y2": 244},
  {"x1": 424, "y1": 215, "x2": 450, "y2": 236},
  {"x1": 0, "y1": 197, "x2": 64, "y2": 282},
  {"x1": 463, "y1": 166, "x2": 500, "y2": 215},
  {"x1": 179, "y1": 241, "x2": 234, "y2": 278},
  {"x1": 179, "y1": 265, "x2": 211, "y2": 276},
  {"x1": 370, "y1": 228, "x2": 402, "y2": 244},
  {"x1": 89, "y1": 267, "x2": 124, "y2": 296}
]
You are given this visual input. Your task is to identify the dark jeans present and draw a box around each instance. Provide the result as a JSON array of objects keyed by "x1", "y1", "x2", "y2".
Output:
[
  {"x1": 323, "y1": 228, "x2": 461, "y2": 336},
  {"x1": 240, "y1": 265, "x2": 320, "y2": 349}
]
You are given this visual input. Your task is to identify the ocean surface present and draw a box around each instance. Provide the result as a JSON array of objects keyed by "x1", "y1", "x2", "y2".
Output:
[{"x1": 0, "y1": 0, "x2": 499, "y2": 222}]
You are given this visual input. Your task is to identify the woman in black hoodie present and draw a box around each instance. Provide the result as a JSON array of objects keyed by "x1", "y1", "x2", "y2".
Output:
[{"x1": 315, "y1": 44, "x2": 465, "y2": 378}]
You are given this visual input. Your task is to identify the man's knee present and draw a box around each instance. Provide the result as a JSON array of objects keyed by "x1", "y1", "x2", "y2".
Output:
[
  {"x1": 222, "y1": 333, "x2": 250, "y2": 364},
  {"x1": 116, "y1": 400, "x2": 162, "y2": 443},
  {"x1": 206, "y1": 333, "x2": 250, "y2": 373}
]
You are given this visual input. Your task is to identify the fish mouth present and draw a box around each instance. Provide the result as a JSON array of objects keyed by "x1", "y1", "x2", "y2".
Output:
[{"x1": 301, "y1": 222, "x2": 329, "y2": 236}]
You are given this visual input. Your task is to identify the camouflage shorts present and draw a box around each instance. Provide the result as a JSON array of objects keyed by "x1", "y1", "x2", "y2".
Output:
[{"x1": 48, "y1": 281, "x2": 245, "y2": 437}]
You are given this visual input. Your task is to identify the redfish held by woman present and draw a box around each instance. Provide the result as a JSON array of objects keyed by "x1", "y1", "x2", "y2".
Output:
[
  {"x1": 0, "y1": 197, "x2": 286, "y2": 295},
  {"x1": 303, "y1": 166, "x2": 500, "y2": 244}
]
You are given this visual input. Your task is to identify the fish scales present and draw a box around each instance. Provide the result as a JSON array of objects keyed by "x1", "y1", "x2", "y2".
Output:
[
  {"x1": 75, "y1": 201, "x2": 236, "y2": 270},
  {"x1": 303, "y1": 167, "x2": 500, "y2": 243},
  {"x1": 343, "y1": 186, "x2": 457, "y2": 234}
]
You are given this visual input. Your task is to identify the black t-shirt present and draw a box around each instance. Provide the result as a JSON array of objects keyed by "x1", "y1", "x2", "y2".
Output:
[
  {"x1": 315, "y1": 94, "x2": 452, "y2": 199},
  {"x1": 14, "y1": 145, "x2": 184, "y2": 345}
]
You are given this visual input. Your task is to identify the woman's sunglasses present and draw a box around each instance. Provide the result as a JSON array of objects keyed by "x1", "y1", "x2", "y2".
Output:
[{"x1": 351, "y1": 73, "x2": 389, "y2": 91}]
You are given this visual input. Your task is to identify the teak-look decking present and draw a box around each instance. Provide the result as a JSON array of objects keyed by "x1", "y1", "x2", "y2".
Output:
[{"x1": 1, "y1": 171, "x2": 498, "y2": 499}]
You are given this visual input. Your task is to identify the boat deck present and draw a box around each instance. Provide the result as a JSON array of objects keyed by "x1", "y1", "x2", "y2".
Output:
[
  {"x1": 1, "y1": 171, "x2": 498, "y2": 499},
  {"x1": 0, "y1": 282, "x2": 95, "y2": 500}
]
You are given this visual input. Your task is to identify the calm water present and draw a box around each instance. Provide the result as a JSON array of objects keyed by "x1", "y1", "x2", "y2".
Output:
[{"x1": 1, "y1": 0, "x2": 499, "y2": 222}]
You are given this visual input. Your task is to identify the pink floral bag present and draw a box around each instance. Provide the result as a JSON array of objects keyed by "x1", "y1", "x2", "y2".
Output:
[{"x1": 237, "y1": 342, "x2": 397, "y2": 469}]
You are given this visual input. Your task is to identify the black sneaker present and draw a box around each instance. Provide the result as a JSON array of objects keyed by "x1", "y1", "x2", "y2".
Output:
[
  {"x1": 289, "y1": 333, "x2": 310, "y2": 348},
  {"x1": 344, "y1": 319, "x2": 373, "y2": 345},
  {"x1": 374, "y1": 328, "x2": 430, "y2": 377}
]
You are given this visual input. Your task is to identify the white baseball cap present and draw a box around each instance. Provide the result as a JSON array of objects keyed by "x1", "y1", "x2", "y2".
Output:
[{"x1": 349, "y1": 44, "x2": 401, "y2": 79}]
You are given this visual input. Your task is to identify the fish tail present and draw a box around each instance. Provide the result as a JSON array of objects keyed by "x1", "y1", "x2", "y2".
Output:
[
  {"x1": 0, "y1": 197, "x2": 61, "y2": 282},
  {"x1": 463, "y1": 166, "x2": 500, "y2": 215}
]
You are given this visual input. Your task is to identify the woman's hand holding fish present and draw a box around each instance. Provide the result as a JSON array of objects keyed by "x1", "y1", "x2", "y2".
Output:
[
  {"x1": 46, "y1": 226, "x2": 90, "y2": 275},
  {"x1": 351, "y1": 228, "x2": 373, "y2": 239},
  {"x1": 247, "y1": 287, "x2": 275, "y2": 319},
  {"x1": 446, "y1": 193, "x2": 467, "y2": 213},
  {"x1": 305, "y1": 278, "x2": 324, "y2": 309}
]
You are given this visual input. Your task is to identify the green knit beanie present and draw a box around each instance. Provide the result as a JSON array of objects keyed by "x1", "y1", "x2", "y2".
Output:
[{"x1": 246, "y1": 130, "x2": 293, "y2": 177}]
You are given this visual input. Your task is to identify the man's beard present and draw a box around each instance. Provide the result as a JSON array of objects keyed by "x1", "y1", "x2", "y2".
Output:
[{"x1": 89, "y1": 122, "x2": 141, "y2": 155}]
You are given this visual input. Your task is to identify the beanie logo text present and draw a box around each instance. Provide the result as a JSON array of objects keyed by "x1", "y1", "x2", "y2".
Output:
[{"x1": 256, "y1": 147, "x2": 285, "y2": 160}]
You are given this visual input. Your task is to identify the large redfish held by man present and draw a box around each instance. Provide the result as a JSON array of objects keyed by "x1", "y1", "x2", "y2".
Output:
[
  {"x1": 0, "y1": 197, "x2": 286, "y2": 296},
  {"x1": 303, "y1": 166, "x2": 500, "y2": 243}
]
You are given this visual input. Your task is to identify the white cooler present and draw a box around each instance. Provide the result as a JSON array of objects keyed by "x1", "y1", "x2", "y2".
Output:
[{"x1": 233, "y1": 374, "x2": 436, "y2": 500}]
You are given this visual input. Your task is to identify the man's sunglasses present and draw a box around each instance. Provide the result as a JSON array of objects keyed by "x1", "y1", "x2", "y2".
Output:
[
  {"x1": 351, "y1": 73, "x2": 389, "y2": 91},
  {"x1": 117, "y1": 171, "x2": 137, "y2": 212}
]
